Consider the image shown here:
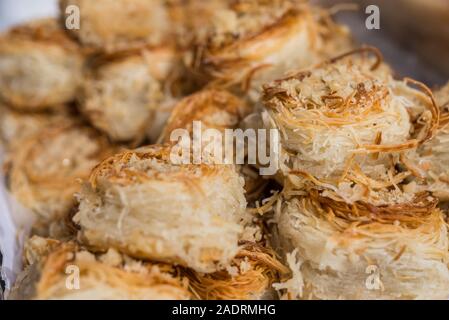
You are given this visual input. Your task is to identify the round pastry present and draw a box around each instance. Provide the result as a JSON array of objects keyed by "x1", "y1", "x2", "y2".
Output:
[
  {"x1": 0, "y1": 19, "x2": 84, "y2": 110},
  {"x1": 189, "y1": 0, "x2": 352, "y2": 99},
  {"x1": 80, "y1": 50, "x2": 176, "y2": 142},
  {"x1": 159, "y1": 89, "x2": 251, "y2": 143},
  {"x1": 0, "y1": 102, "x2": 75, "y2": 151},
  {"x1": 74, "y1": 144, "x2": 248, "y2": 273},
  {"x1": 5, "y1": 124, "x2": 116, "y2": 235},
  {"x1": 261, "y1": 47, "x2": 439, "y2": 204},
  {"x1": 59, "y1": 0, "x2": 171, "y2": 52},
  {"x1": 274, "y1": 191, "x2": 449, "y2": 300},
  {"x1": 10, "y1": 238, "x2": 190, "y2": 300}
]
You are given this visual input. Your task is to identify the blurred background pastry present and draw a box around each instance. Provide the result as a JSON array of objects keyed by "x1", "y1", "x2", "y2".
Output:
[
  {"x1": 5, "y1": 124, "x2": 117, "y2": 238},
  {"x1": 0, "y1": 19, "x2": 84, "y2": 110},
  {"x1": 187, "y1": 0, "x2": 352, "y2": 100},
  {"x1": 80, "y1": 50, "x2": 177, "y2": 143},
  {"x1": 59, "y1": 0, "x2": 171, "y2": 53}
]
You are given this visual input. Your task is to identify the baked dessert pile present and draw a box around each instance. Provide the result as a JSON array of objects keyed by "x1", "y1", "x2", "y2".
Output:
[{"x1": 1, "y1": 0, "x2": 448, "y2": 300}]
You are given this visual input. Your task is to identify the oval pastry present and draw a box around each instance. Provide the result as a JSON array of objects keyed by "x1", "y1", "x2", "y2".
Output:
[
  {"x1": 0, "y1": 19, "x2": 84, "y2": 110},
  {"x1": 59, "y1": 0, "x2": 171, "y2": 52},
  {"x1": 5, "y1": 124, "x2": 116, "y2": 236},
  {"x1": 80, "y1": 49, "x2": 177, "y2": 142},
  {"x1": 74, "y1": 144, "x2": 248, "y2": 273}
]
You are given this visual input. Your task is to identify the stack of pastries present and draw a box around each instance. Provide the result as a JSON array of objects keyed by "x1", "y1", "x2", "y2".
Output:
[{"x1": 1, "y1": 0, "x2": 448, "y2": 300}]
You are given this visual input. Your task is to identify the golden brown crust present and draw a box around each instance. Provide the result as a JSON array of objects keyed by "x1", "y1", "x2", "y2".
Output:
[
  {"x1": 5, "y1": 123, "x2": 117, "y2": 235},
  {"x1": 275, "y1": 191, "x2": 449, "y2": 299},
  {"x1": 0, "y1": 19, "x2": 85, "y2": 110},
  {"x1": 75, "y1": 144, "x2": 248, "y2": 273},
  {"x1": 261, "y1": 47, "x2": 439, "y2": 205},
  {"x1": 59, "y1": 0, "x2": 171, "y2": 53},
  {"x1": 12, "y1": 239, "x2": 191, "y2": 300},
  {"x1": 185, "y1": 242, "x2": 289, "y2": 300}
]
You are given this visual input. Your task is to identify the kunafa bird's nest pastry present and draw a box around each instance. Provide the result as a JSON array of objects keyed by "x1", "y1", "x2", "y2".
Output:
[
  {"x1": 59, "y1": 0, "x2": 171, "y2": 53},
  {"x1": 185, "y1": 242, "x2": 289, "y2": 300},
  {"x1": 413, "y1": 82, "x2": 449, "y2": 200},
  {"x1": 0, "y1": 19, "x2": 84, "y2": 110},
  {"x1": 273, "y1": 191, "x2": 449, "y2": 300},
  {"x1": 10, "y1": 237, "x2": 191, "y2": 300},
  {"x1": 74, "y1": 144, "x2": 250, "y2": 273},
  {"x1": 5, "y1": 124, "x2": 116, "y2": 236},
  {"x1": 261, "y1": 47, "x2": 439, "y2": 205},
  {"x1": 0, "y1": 102, "x2": 75, "y2": 151},
  {"x1": 189, "y1": 0, "x2": 352, "y2": 98},
  {"x1": 79, "y1": 49, "x2": 177, "y2": 143}
]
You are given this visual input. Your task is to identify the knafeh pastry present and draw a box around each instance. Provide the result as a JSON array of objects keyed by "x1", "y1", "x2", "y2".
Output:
[
  {"x1": 0, "y1": 102, "x2": 75, "y2": 151},
  {"x1": 80, "y1": 49, "x2": 177, "y2": 143},
  {"x1": 74, "y1": 144, "x2": 249, "y2": 273},
  {"x1": 0, "y1": 19, "x2": 84, "y2": 110},
  {"x1": 261, "y1": 47, "x2": 439, "y2": 205},
  {"x1": 159, "y1": 88, "x2": 251, "y2": 143},
  {"x1": 5, "y1": 124, "x2": 116, "y2": 236},
  {"x1": 189, "y1": 0, "x2": 352, "y2": 99},
  {"x1": 10, "y1": 237, "x2": 190, "y2": 300},
  {"x1": 273, "y1": 190, "x2": 449, "y2": 300},
  {"x1": 59, "y1": 0, "x2": 171, "y2": 52},
  {"x1": 167, "y1": 0, "x2": 229, "y2": 49}
]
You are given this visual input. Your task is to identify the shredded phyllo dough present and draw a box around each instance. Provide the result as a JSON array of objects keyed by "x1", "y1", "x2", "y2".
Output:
[
  {"x1": 81, "y1": 51, "x2": 170, "y2": 142},
  {"x1": 189, "y1": 0, "x2": 352, "y2": 97},
  {"x1": 184, "y1": 242, "x2": 289, "y2": 300},
  {"x1": 74, "y1": 144, "x2": 250, "y2": 273},
  {"x1": 414, "y1": 82, "x2": 449, "y2": 200},
  {"x1": 4, "y1": 0, "x2": 449, "y2": 302},
  {"x1": 0, "y1": 18, "x2": 84, "y2": 110},
  {"x1": 262, "y1": 47, "x2": 439, "y2": 204},
  {"x1": 0, "y1": 102, "x2": 74, "y2": 151},
  {"x1": 59, "y1": 0, "x2": 171, "y2": 52},
  {"x1": 273, "y1": 191, "x2": 449, "y2": 300},
  {"x1": 10, "y1": 238, "x2": 191, "y2": 300},
  {"x1": 5, "y1": 124, "x2": 115, "y2": 234}
]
